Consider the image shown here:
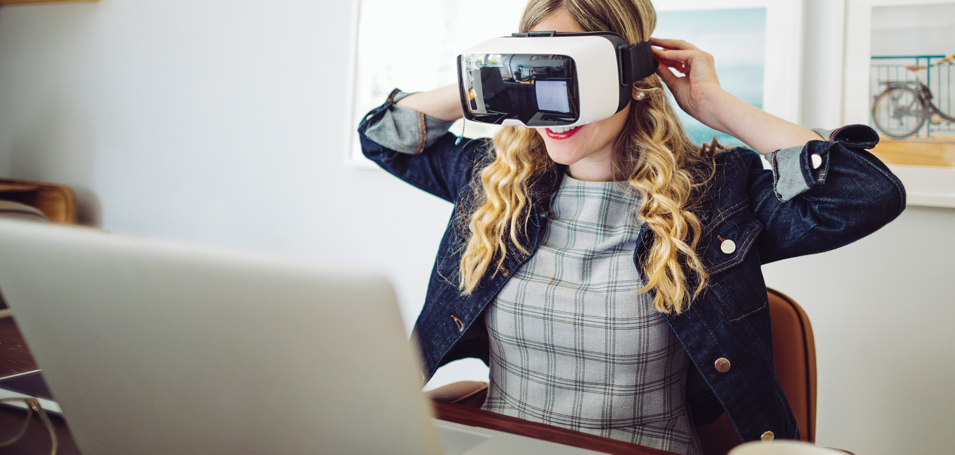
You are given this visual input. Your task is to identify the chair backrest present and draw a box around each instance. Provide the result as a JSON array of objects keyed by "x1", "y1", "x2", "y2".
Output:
[
  {"x1": 767, "y1": 288, "x2": 817, "y2": 442},
  {"x1": 696, "y1": 288, "x2": 817, "y2": 455},
  {"x1": 0, "y1": 178, "x2": 76, "y2": 224},
  {"x1": 0, "y1": 200, "x2": 49, "y2": 222},
  {"x1": 0, "y1": 200, "x2": 49, "y2": 311}
]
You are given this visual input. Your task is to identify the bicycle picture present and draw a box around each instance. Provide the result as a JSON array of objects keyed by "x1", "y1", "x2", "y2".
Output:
[{"x1": 871, "y1": 55, "x2": 955, "y2": 139}]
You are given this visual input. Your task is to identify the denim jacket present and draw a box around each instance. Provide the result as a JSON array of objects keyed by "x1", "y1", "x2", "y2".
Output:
[{"x1": 357, "y1": 90, "x2": 906, "y2": 443}]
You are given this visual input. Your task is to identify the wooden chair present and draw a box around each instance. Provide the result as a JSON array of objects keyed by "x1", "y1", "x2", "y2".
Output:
[
  {"x1": 427, "y1": 288, "x2": 817, "y2": 455},
  {"x1": 693, "y1": 288, "x2": 817, "y2": 454},
  {"x1": 0, "y1": 178, "x2": 78, "y2": 311},
  {"x1": 0, "y1": 178, "x2": 77, "y2": 224}
]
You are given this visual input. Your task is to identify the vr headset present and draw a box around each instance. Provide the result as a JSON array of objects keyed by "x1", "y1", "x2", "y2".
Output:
[{"x1": 457, "y1": 31, "x2": 657, "y2": 128}]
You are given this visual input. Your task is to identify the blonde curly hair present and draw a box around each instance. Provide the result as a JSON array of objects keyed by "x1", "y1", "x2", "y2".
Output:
[{"x1": 458, "y1": 0, "x2": 717, "y2": 315}]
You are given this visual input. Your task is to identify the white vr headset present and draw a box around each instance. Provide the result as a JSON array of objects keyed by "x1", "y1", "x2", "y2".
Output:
[{"x1": 457, "y1": 31, "x2": 657, "y2": 128}]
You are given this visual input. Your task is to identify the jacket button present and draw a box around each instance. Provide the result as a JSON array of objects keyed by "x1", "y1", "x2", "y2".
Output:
[
  {"x1": 720, "y1": 239, "x2": 736, "y2": 254},
  {"x1": 761, "y1": 431, "x2": 775, "y2": 441},
  {"x1": 539, "y1": 211, "x2": 550, "y2": 219},
  {"x1": 811, "y1": 154, "x2": 823, "y2": 169},
  {"x1": 714, "y1": 357, "x2": 731, "y2": 373},
  {"x1": 450, "y1": 315, "x2": 465, "y2": 332}
]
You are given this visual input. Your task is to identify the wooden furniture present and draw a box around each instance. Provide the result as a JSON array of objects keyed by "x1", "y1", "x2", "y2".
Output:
[
  {"x1": 0, "y1": 178, "x2": 76, "y2": 224},
  {"x1": 433, "y1": 400, "x2": 674, "y2": 455},
  {"x1": 0, "y1": 1, "x2": 96, "y2": 6},
  {"x1": 0, "y1": 315, "x2": 674, "y2": 455},
  {"x1": 429, "y1": 288, "x2": 818, "y2": 455},
  {"x1": 0, "y1": 178, "x2": 79, "y2": 310},
  {"x1": 0, "y1": 317, "x2": 81, "y2": 455}
]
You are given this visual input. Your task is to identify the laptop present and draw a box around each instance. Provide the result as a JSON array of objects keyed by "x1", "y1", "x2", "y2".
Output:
[{"x1": 0, "y1": 220, "x2": 602, "y2": 455}]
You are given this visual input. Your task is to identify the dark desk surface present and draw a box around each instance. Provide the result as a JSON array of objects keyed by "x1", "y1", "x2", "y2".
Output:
[
  {"x1": 0, "y1": 316, "x2": 671, "y2": 455},
  {"x1": 0, "y1": 316, "x2": 81, "y2": 455}
]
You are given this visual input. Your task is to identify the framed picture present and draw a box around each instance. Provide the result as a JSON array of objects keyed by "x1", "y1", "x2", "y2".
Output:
[
  {"x1": 345, "y1": 0, "x2": 805, "y2": 166},
  {"x1": 653, "y1": 0, "x2": 805, "y2": 147},
  {"x1": 844, "y1": 0, "x2": 955, "y2": 208}
]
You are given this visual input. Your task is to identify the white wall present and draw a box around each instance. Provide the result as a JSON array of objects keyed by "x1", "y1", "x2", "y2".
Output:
[
  {"x1": 871, "y1": 3, "x2": 955, "y2": 56},
  {"x1": 0, "y1": 0, "x2": 456, "y2": 331},
  {"x1": 0, "y1": 1, "x2": 952, "y2": 454}
]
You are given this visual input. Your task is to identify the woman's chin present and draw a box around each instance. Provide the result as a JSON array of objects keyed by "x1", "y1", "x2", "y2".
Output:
[{"x1": 544, "y1": 148, "x2": 581, "y2": 166}]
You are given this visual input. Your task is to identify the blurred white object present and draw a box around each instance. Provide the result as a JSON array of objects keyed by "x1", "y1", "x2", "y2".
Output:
[{"x1": 729, "y1": 441, "x2": 846, "y2": 455}]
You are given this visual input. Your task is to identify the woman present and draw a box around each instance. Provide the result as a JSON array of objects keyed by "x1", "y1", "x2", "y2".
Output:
[{"x1": 358, "y1": 0, "x2": 905, "y2": 453}]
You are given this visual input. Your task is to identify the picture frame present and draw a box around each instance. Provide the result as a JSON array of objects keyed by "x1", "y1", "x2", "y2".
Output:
[
  {"x1": 653, "y1": 0, "x2": 805, "y2": 125},
  {"x1": 649, "y1": 0, "x2": 805, "y2": 150},
  {"x1": 844, "y1": 0, "x2": 955, "y2": 208},
  {"x1": 345, "y1": 0, "x2": 805, "y2": 167}
]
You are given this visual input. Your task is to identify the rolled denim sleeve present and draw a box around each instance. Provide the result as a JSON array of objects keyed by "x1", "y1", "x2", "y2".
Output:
[
  {"x1": 362, "y1": 90, "x2": 456, "y2": 155},
  {"x1": 767, "y1": 125, "x2": 882, "y2": 201},
  {"x1": 358, "y1": 88, "x2": 488, "y2": 203},
  {"x1": 752, "y1": 124, "x2": 905, "y2": 264}
]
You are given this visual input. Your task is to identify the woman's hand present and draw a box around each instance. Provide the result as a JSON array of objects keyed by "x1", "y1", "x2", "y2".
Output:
[
  {"x1": 651, "y1": 38, "x2": 821, "y2": 155},
  {"x1": 651, "y1": 38, "x2": 727, "y2": 134}
]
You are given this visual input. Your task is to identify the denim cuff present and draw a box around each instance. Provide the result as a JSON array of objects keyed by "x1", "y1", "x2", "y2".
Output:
[
  {"x1": 813, "y1": 124, "x2": 880, "y2": 150},
  {"x1": 362, "y1": 89, "x2": 456, "y2": 155},
  {"x1": 768, "y1": 130, "x2": 828, "y2": 201}
]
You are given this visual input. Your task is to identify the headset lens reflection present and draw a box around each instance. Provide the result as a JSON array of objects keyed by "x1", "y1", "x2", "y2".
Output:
[{"x1": 458, "y1": 53, "x2": 580, "y2": 127}]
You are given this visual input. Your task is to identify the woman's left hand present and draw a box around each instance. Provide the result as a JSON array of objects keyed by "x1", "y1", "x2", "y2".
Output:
[
  {"x1": 650, "y1": 38, "x2": 822, "y2": 155},
  {"x1": 651, "y1": 38, "x2": 728, "y2": 134}
]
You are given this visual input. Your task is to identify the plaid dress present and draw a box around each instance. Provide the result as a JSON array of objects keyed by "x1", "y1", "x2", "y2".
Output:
[{"x1": 482, "y1": 175, "x2": 702, "y2": 455}]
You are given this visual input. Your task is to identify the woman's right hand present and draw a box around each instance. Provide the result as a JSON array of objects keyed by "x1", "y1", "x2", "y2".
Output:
[{"x1": 395, "y1": 84, "x2": 463, "y2": 122}]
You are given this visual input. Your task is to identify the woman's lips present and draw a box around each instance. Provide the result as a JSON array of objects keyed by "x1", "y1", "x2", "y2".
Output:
[{"x1": 545, "y1": 125, "x2": 583, "y2": 140}]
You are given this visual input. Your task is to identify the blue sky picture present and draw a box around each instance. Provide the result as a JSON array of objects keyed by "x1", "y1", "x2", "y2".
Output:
[{"x1": 655, "y1": 8, "x2": 766, "y2": 147}]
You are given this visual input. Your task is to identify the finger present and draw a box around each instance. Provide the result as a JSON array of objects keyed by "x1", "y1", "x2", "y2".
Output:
[
  {"x1": 652, "y1": 47, "x2": 702, "y2": 66},
  {"x1": 653, "y1": 55, "x2": 683, "y2": 67},
  {"x1": 655, "y1": 62, "x2": 681, "y2": 87},
  {"x1": 651, "y1": 48, "x2": 686, "y2": 68},
  {"x1": 652, "y1": 52, "x2": 687, "y2": 69},
  {"x1": 650, "y1": 37, "x2": 700, "y2": 51},
  {"x1": 651, "y1": 46, "x2": 676, "y2": 61},
  {"x1": 653, "y1": 54, "x2": 691, "y2": 75},
  {"x1": 660, "y1": 61, "x2": 689, "y2": 76}
]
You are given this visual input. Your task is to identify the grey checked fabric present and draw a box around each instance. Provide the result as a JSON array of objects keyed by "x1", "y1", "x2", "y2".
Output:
[{"x1": 482, "y1": 175, "x2": 702, "y2": 455}]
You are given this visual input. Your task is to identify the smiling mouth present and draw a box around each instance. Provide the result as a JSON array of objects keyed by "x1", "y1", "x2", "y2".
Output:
[{"x1": 545, "y1": 125, "x2": 583, "y2": 140}]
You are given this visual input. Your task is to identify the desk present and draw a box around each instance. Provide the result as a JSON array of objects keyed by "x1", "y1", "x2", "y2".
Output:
[
  {"x1": 0, "y1": 317, "x2": 80, "y2": 455},
  {"x1": 0, "y1": 316, "x2": 672, "y2": 455}
]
